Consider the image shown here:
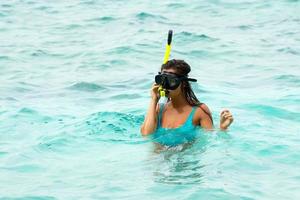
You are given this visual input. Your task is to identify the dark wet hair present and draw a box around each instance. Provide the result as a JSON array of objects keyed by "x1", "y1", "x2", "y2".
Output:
[{"x1": 161, "y1": 59, "x2": 201, "y2": 107}]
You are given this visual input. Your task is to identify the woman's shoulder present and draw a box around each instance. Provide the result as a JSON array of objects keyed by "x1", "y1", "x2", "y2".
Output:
[
  {"x1": 194, "y1": 103, "x2": 212, "y2": 117},
  {"x1": 198, "y1": 103, "x2": 211, "y2": 112},
  {"x1": 193, "y1": 103, "x2": 214, "y2": 124}
]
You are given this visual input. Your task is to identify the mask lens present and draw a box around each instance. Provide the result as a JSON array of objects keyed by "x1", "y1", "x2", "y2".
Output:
[
  {"x1": 155, "y1": 75, "x2": 163, "y2": 84},
  {"x1": 168, "y1": 77, "x2": 179, "y2": 88},
  {"x1": 155, "y1": 73, "x2": 181, "y2": 90}
]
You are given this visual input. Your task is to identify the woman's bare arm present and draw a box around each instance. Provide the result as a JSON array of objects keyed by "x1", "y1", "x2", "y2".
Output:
[
  {"x1": 140, "y1": 100, "x2": 159, "y2": 135},
  {"x1": 197, "y1": 104, "x2": 214, "y2": 130},
  {"x1": 140, "y1": 83, "x2": 161, "y2": 135}
]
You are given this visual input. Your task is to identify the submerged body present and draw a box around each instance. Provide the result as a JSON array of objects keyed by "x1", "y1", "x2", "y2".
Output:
[{"x1": 152, "y1": 103, "x2": 199, "y2": 146}]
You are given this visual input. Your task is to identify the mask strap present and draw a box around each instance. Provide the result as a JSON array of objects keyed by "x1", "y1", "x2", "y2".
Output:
[{"x1": 187, "y1": 78, "x2": 197, "y2": 82}]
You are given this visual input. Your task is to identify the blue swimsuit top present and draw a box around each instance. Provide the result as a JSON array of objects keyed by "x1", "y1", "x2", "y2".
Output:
[{"x1": 152, "y1": 103, "x2": 199, "y2": 146}]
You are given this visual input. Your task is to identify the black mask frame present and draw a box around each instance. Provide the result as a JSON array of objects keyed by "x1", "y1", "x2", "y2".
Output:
[{"x1": 155, "y1": 72, "x2": 197, "y2": 90}]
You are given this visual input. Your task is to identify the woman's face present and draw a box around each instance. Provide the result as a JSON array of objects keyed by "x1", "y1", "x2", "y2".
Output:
[{"x1": 161, "y1": 68, "x2": 183, "y2": 98}]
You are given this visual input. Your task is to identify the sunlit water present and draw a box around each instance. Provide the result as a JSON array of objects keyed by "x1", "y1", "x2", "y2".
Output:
[{"x1": 1, "y1": 0, "x2": 300, "y2": 199}]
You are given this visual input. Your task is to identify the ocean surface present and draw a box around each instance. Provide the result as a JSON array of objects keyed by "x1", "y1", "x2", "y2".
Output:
[{"x1": 1, "y1": 0, "x2": 300, "y2": 199}]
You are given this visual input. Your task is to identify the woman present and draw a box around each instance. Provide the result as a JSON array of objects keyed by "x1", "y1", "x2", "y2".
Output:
[{"x1": 140, "y1": 59, "x2": 234, "y2": 146}]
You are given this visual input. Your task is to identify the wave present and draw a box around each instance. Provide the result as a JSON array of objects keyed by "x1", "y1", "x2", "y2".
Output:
[
  {"x1": 135, "y1": 12, "x2": 167, "y2": 21},
  {"x1": 277, "y1": 47, "x2": 299, "y2": 55},
  {"x1": 176, "y1": 31, "x2": 218, "y2": 42},
  {"x1": 67, "y1": 82, "x2": 106, "y2": 92},
  {"x1": 34, "y1": 111, "x2": 146, "y2": 153},
  {"x1": 83, "y1": 111, "x2": 144, "y2": 137},
  {"x1": 242, "y1": 103, "x2": 300, "y2": 122},
  {"x1": 86, "y1": 16, "x2": 117, "y2": 23}
]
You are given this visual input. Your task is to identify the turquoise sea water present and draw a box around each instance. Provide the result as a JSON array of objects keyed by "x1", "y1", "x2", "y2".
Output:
[{"x1": 1, "y1": 0, "x2": 300, "y2": 199}]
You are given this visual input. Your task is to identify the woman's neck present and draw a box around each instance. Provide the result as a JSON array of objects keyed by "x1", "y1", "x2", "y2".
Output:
[{"x1": 169, "y1": 92, "x2": 189, "y2": 109}]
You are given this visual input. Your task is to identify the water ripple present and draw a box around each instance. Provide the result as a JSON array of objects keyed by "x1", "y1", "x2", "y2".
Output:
[
  {"x1": 176, "y1": 31, "x2": 218, "y2": 42},
  {"x1": 80, "y1": 111, "x2": 145, "y2": 144},
  {"x1": 86, "y1": 16, "x2": 117, "y2": 23},
  {"x1": 135, "y1": 12, "x2": 167, "y2": 21},
  {"x1": 242, "y1": 103, "x2": 300, "y2": 122},
  {"x1": 67, "y1": 82, "x2": 106, "y2": 92},
  {"x1": 277, "y1": 47, "x2": 299, "y2": 55}
]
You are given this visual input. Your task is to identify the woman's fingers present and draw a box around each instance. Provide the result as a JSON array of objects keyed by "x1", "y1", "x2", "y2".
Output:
[
  {"x1": 224, "y1": 114, "x2": 233, "y2": 120},
  {"x1": 226, "y1": 115, "x2": 233, "y2": 120},
  {"x1": 221, "y1": 108, "x2": 229, "y2": 112},
  {"x1": 224, "y1": 115, "x2": 234, "y2": 123},
  {"x1": 220, "y1": 111, "x2": 234, "y2": 123},
  {"x1": 224, "y1": 113, "x2": 232, "y2": 118},
  {"x1": 152, "y1": 83, "x2": 159, "y2": 88},
  {"x1": 221, "y1": 112, "x2": 230, "y2": 119},
  {"x1": 151, "y1": 83, "x2": 159, "y2": 90},
  {"x1": 220, "y1": 109, "x2": 234, "y2": 129},
  {"x1": 220, "y1": 109, "x2": 230, "y2": 116},
  {"x1": 151, "y1": 83, "x2": 161, "y2": 101}
]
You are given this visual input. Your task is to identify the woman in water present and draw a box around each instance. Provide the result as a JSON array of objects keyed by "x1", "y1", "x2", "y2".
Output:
[{"x1": 140, "y1": 59, "x2": 234, "y2": 146}]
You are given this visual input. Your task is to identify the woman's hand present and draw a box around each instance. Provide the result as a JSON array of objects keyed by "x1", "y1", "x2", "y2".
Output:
[
  {"x1": 220, "y1": 109, "x2": 234, "y2": 130},
  {"x1": 151, "y1": 83, "x2": 160, "y2": 102}
]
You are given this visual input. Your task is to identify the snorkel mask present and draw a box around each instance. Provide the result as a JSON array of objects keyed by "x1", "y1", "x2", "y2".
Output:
[
  {"x1": 155, "y1": 72, "x2": 197, "y2": 91},
  {"x1": 158, "y1": 30, "x2": 197, "y2": 97}
]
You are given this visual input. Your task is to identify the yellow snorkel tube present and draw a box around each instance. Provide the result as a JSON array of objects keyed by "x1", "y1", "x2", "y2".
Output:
[
  {"x1": 159, "y1": 30, "x2": 173, "y2": 97},
  {"x1": 163, "y1": 30, "x2": 172, "y2": 64}
]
